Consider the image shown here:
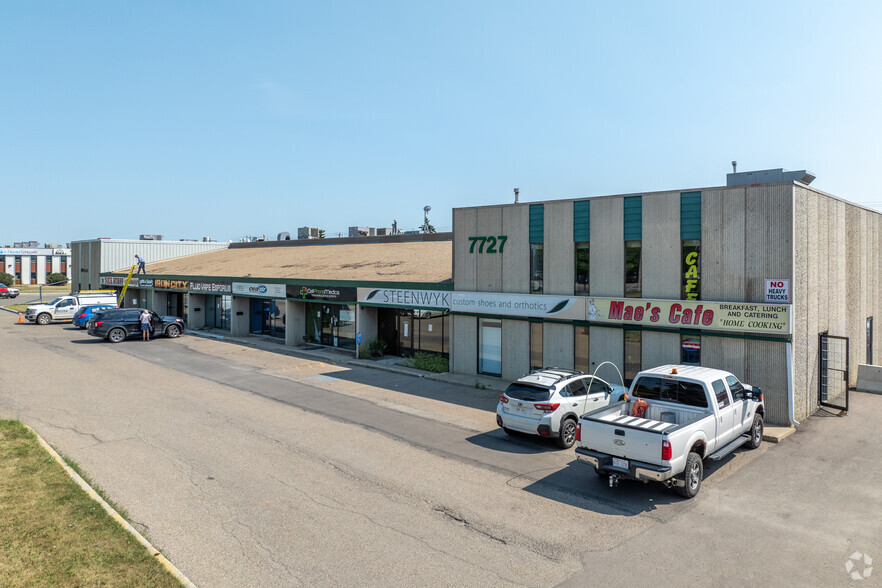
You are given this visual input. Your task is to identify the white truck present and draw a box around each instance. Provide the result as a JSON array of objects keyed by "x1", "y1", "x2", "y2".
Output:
[
  {"x1": 25, "y1": 290, "x2": 118, "y2": 325},
  {"x1": 575, "y1": 365, "x2": 764, "y2": 498}
]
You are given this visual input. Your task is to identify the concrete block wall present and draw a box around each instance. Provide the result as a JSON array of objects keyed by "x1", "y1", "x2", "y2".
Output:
[{"x1": 793, "y1": 186, "x2": 882, "y2": 422}]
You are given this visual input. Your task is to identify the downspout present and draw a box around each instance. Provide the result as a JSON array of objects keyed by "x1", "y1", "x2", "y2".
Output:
[
  {"x1": 788, "y1": 186, "x2": 800, "y2": 427},
  {"x1": 787, "y1": 342, "x2": 799, "y2": 427}
]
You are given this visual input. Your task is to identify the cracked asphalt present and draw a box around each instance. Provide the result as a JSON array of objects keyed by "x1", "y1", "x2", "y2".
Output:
[{"x1": 1, "y1": 318, "x2": 880, "y2": 586}]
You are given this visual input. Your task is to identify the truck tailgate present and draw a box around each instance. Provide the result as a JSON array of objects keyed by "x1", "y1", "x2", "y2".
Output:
[{"x1": 580, "y1": 412, "x2": 678, "y2": 466}]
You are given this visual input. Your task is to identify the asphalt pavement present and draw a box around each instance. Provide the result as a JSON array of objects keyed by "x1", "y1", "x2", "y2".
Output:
[{"x1": 1, "y1": 319, "x2": 880, "y2": 587}]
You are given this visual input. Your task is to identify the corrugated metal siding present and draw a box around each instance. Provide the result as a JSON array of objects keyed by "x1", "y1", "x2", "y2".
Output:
[
  {"x1": 680, "y1": 191, "x2": 701, "y2": 239},
  {"x1": 623, "y1": 196, "x2": 642, "y2": 240},
  {"x1": 529, "y1": 204, "x2": 544, "y2": 243},
  {"x1": 573, "y1": 200, "x2": 590, "y2": 242},
  {"x1": 88, "y1": 240, "x2": 229, "y2": 273}
]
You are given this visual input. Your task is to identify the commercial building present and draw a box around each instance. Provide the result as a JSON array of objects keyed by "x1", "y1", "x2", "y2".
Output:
[
  {"x1": 1, "y1": 246, "x2": 72, "y2": 284},
  {"x1": 71, "y1": 238, "x2": 229, "y2": 293},
  {"x1": 92, "y1": 169, "x2": 881, "y2": 427}
]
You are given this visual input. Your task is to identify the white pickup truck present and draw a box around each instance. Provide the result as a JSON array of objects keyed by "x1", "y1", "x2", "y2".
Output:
[
  {"x1": 575, "y1": 365, "x2": 764, "y2": 498},
  {"x1": 25, "y1": 290, "x2": 118, "y2": 325}
]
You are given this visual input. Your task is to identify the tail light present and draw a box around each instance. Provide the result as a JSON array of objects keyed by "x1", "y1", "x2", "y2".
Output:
[
  {"x1": 498, "y1": 395, "x2": 509, "y2": 404},
  {"x1": 95, "y1": 321, "x2": 104, "y2": 327},
  {"x1": 661, "y1": 439, "x2": 672, "y2": 461},
  {"x1": 534, "y1": 403, "x2": 560, "y2": 412},
  {"x1": 576, "y1": 421, "x2": 581, "y2": 442},
  {"x1": 77, "y1": 313, "x2": 86, "y2": 319}
]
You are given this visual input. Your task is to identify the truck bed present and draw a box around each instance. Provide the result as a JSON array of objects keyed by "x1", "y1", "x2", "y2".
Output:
[{"x1": 585, "y1": 399, "x2": 708, "y2": 433}]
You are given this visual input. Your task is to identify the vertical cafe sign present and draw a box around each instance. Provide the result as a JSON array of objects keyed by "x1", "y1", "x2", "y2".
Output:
[{"x1": 682, "y1": 242, "x2": 700, "y2": 300}]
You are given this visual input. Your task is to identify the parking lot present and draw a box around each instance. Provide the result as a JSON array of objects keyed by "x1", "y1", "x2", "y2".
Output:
[{"x1": 1, "y1": 317, "x2": 880, "y2": 586}]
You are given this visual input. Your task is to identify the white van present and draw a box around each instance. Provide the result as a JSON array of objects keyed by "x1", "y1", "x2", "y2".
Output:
[{"x1": 25, "y1": 290, "x2": 119, "y2": 325}]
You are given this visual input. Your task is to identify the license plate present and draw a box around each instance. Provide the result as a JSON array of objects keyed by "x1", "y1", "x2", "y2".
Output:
[
  {"x1": 515, "y1": 406, "x2": 529, "y2": 414},
  {"x1": 612, "y1": 457, "x2": 629, "y2": 469}
]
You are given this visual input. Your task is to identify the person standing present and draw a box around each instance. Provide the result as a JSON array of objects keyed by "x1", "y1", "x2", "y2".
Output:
[
  {"x1": 135, "y1": 254, "x2": 146, "y2": 274},
  {"x1": 140, "y1": 309, "x2": 152, "y2": 341}
]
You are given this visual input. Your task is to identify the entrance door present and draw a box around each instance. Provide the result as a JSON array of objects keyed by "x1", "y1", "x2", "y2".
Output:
[
  {"x1": 250, "y1": 299, "x2": 263, "y2": 333},
  {"x1": 819, "y1": 333, "x2": 849, "y2": 411},
  {"x1": 377, "y1": 308, "x2": 398, "y2": 355},
  {"x1": 397, "y1": 311, "x2": 414, "y2": 357}
]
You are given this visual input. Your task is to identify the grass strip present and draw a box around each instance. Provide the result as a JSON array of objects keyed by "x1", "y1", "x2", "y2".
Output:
[{"x1": 0, "y1": 420, "x2": 187, "y2": 587}]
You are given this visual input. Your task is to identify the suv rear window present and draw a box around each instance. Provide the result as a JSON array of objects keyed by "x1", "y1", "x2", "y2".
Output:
[
  {"x1": 631, "y1": 376, "x2": 708, "y2": 408},
  {"x1": 504, "y1": 384, "x2": 552, "y2": 402}
]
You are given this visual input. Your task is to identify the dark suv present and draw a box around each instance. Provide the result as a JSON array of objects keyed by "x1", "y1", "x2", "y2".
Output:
[{"x1": 86, "y1": 308, "x2": 185, "y2": 343}]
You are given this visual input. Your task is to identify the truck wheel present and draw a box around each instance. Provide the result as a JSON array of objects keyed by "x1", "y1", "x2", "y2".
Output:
[
  {"x1": 556, "y1": 418, "x2": 577, "y2": 449},
  {"x1": 676, "y1": 452, "x2": 703, "y2": 498},
  {"x1": 166, "y1": 324, "x2": 181, "y2": 338},
  {"x1": 747, "y1": 414, "x2": 763, "y2": 449},
  {"x1": 36, "y1": 313, "x2": 51, "y2": 325},
  {"x1": 107, "y1": 328, "x2": 126, "y2": 343}
]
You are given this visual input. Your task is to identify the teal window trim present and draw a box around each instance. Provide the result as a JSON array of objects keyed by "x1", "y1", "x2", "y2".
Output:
[
  {"x1": 624, "y1": 196, "x2": 642, "y2": 240},
  {"x1": 529, "y1": 204, "x2": 544, "y2": 243},
  {"x1": 680, "y1": 191, "x2": 701, "y2": 240},
  {"x1": 573, "y1": 200, "x2": 590, "y2": 242}
]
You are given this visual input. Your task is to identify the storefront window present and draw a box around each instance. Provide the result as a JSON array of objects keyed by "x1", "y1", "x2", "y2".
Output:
[
  {"x1": 625, "y1": 241, "x2": 641, "y2": 298},
  {"x1": 530, "y1": 322, "x2": 543, "y2": 371},
  {"x1": 304, "y1": 303, "x2": 356, "y2": 349},
  {"x1": 530, "y1": 243, "x2": 544, "y2": 293},
  {"x1": 624, "y1": 330, "x2": 641, "y2": 384},
  {"x1": 681, "y1": 335, "x2": 700, "y2": 365},
  {"x1": 574, "y1": 243, "x2": 589, "y2": 295},
  {"x1": 479, "y1": 318, "x2": 502, "y2": 376},
  {"x1": 575, "y1": 326, "x2": 590, "y2": 373},
  {"x1": 682, "y1": 240, "x2": 700, "y2": 300}
]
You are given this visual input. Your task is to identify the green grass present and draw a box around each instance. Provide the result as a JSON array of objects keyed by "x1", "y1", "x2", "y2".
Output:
[{"x1": 0, "y1": 420, "x2": 185, "y2": 587}]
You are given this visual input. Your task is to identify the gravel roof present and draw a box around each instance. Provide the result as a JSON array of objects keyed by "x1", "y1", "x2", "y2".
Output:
[{"x1": 119, "y1": 240, "x2": 452, "y2": 284}]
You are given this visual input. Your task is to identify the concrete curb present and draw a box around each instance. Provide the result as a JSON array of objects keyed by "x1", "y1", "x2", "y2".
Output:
[
  {"x1": 763, "y1": 426, "x2": 796, "y2": 443},
  {"x1": 23, "y1": 424, "x2": 197, "y2": 588}
]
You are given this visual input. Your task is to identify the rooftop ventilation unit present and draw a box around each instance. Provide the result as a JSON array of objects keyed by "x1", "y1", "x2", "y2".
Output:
[{"x1": 726, "y1": 168, "x2": 815, "y2": 187}]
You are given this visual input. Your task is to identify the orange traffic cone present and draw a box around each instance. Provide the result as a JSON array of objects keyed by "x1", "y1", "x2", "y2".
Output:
[{"x1": 17, "y1": 313, "x2": 24, "y2": 323}]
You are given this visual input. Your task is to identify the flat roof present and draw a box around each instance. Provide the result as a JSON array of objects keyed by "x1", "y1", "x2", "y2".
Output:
[{"x1": 114, "y1": 239, "x2": 452, "y2": 284}]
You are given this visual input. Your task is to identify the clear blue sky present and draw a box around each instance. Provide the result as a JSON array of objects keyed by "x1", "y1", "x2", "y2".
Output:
[{"x1": 2, "y1": 1, "x2": 880, "y2": 246}]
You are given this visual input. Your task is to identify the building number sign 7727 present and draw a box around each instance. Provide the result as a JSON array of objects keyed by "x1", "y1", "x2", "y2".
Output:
[{"x1": 468, "y1": 235, "x2": 507, "y2": 253}]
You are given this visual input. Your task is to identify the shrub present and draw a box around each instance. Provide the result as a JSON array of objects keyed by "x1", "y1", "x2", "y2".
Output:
[
  {"x1": 411, "y1": 352, "x2": 449, "y2": 373},
  {"x1": 358, "y1": 338, "x2": 388, "y2": 360},
  {"x1": 46, "y1": 273, "x2": 68, "y2": 285},
  {"x1": 0, "y1": 272, "x2": 13, "y2": 286}
]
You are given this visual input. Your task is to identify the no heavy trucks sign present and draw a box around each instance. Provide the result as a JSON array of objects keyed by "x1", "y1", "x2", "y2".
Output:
[{"x1": 765, "y1": 279, "x2": 790, "y2": 303}]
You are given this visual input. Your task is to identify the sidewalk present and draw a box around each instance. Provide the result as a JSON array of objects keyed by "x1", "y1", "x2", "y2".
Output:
[{"x1": 187, "y1": 329, "x2": 509, "y2": 393}]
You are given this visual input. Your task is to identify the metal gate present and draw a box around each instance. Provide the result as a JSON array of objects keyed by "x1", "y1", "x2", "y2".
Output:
[{"x1": 819, "y1": 333, "x2": 849, "y2": 411}]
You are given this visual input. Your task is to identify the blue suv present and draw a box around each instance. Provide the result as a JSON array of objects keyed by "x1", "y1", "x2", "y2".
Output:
[{"x1": 72, "y1": 304, "x2": 117, "y2": 329}]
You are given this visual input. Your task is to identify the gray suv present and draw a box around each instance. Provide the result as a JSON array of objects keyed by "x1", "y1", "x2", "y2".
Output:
[{"x1": 496, "y1": 368, "x2": 627, "y2": 448}]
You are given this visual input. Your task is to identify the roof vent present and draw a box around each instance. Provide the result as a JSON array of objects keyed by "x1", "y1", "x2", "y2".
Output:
[{"x1": 727, "y1": 168, "x2": 815, "y2": 187}]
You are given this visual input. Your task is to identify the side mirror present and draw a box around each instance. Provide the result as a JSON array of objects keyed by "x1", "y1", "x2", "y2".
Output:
[{"x1": 751, "y1": 387, "x2": 763, "y2": 402}]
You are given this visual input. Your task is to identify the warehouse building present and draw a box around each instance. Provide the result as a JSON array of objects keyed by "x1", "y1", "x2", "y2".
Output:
[
  {"x1": 71, "y1": 238, "x2": 229, "y2": 293},
  {"x1": 449, "y1": 169, "x2": 881, "y2": 426},
  {"x1": 93, "y1": 169, "x2": 881, "y2": 427}
]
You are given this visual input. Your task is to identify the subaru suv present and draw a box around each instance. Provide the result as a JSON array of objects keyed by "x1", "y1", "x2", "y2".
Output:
[{"x1": 496, "y1": 368, "x2": 627, "y2": 449}]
